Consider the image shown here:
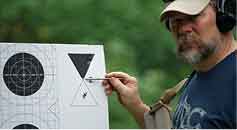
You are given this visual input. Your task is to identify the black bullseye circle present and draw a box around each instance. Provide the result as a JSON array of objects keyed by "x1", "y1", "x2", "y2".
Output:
[
  {"x1": 13, "y1": 124, "x2": 39, "y2": 129},
  {"x1": 3, "y1": 53, "x2": 44, "y2": 96}
]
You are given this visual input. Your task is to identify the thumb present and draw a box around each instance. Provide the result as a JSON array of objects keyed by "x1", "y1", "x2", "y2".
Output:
[{"x1": 109, "y1": 77, "x2": 126, "y2": 93}]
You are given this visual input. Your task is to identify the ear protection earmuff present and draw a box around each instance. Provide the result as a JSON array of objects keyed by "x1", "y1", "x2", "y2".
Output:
[{"x1": 216, "y1": 0, "x2": 236, "y2": 33}]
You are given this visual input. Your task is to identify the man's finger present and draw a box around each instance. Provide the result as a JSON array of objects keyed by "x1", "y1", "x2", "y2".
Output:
[
  {"x1": 102, "y1": 79, "x2": 109, "y2": 86},
  {"x1": 109, "y1": 77, "x2": 126, "y2": 93},
  {"x1": 105, "y1": 72, "x2": 130, "y2": 79},
  {"x1": 105, "y1": 90, "x2": 113, "y2": 96}
]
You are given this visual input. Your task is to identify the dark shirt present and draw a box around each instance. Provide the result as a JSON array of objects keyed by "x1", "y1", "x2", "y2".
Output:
[{"x1": 173, "y1": 51, "x2": 237, "y2": 129}]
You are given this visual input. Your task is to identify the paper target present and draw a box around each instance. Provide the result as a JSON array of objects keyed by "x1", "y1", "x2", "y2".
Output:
[
  {"x1": 0, "y1": 44, "x2": 56, "y2": 105},
  {"x1": 0, "y1": 43, "x2": 108, "y2": 129},
  {"x1": 0, "y1": 44, "x2": 59, "y2": 129},
  {"x1": 0, "y1": 113, "x2": 57, "y2": 129},
  {"x1": 68, "y1": 53, "x2": 98, "y2": 106},
  {"x1": 3, "y1": 52, "x2": 44, "y2": 96}
]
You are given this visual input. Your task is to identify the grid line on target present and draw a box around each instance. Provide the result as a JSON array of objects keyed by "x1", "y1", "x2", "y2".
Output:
[
  {"x1": 0, "y1": 113, "x2": 58, "y2": 129},
  {"x1": 0, "y1": 44, "x2": 57, "y2": 104},
  {"x1": 0, "y1": 43, "x2": 59, "y2": 129}
]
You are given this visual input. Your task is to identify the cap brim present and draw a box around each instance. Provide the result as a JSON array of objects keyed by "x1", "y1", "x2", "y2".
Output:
[{"x1": 160, "y1": 0, "x2": 210, "y2": 22}]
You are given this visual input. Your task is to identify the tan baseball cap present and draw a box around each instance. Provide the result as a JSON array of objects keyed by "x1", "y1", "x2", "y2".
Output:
[{"x1": 160, "y1": 0, "x2": 211, "y2": 22}]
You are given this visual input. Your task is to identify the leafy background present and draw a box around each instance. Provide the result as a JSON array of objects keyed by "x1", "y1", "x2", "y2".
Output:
[{"x1": 0, "y1": 0, "x2": 202, "y2": 128}]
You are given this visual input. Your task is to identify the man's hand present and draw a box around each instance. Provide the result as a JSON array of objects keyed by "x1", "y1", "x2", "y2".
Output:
[
  {"x1": 102, "y1": 72, "x2": 150, "y2": 128},
  {"x1": 102, "y1": 72, "x2": 142, "y2": 110}
]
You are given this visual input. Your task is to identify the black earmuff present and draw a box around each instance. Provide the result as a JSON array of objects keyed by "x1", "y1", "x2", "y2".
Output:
[{"x1": 216, "y1": 0, "x2": 236, "y2": 33}]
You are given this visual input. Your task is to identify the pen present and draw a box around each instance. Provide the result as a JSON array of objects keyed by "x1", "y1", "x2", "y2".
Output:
[{"x1": 85, "y1": 78, "x2": 123, "y2": 80}]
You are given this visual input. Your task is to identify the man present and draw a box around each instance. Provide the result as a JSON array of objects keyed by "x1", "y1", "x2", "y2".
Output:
[{"x1": 102, "y1": 0, "x2": 236, "y2": 128}]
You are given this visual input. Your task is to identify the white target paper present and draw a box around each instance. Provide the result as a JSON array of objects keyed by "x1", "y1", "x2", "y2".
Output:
[{"x1": 0, "y1": 43, "x2": 108, "y2": 129}]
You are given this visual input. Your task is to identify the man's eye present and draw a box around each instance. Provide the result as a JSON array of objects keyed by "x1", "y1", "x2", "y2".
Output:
[{"x1": 174, "y1": 18, "x2": 184, "y2": 23}]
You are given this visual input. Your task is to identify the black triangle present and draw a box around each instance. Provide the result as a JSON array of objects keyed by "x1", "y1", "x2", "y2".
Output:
[{"x1": 68, "y1": 53, "x2": 94, "y2": 78}]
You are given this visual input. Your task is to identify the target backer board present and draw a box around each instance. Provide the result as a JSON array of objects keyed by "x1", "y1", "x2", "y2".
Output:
[{"x1": 0, "y1": 43, "x2": 109, "y2": 129}]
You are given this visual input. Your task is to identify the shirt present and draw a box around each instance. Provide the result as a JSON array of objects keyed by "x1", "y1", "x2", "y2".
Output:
[{"x1": 173, "y1": 51, "x2": 237, "y2": 129}]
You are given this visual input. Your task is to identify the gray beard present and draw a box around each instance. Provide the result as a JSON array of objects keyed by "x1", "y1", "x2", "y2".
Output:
[{"x1": 177, "y1": 42, "x2": 217, "y2": 65}]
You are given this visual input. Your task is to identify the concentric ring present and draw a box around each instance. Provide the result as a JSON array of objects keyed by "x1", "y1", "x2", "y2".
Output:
[
  {"x1": 3, "y1": 53, "x2": 44, "y2": 96},
  {"x1": 13, "y1": 124, "x2": 39, "y2": 129}
]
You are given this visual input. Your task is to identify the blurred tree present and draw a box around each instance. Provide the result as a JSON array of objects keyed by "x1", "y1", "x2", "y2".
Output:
[{"x1": 0, "y1": 0, "x2": 192, "y2": 128}]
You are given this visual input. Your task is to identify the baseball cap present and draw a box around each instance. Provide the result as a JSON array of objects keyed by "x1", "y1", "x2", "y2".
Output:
[{"x1": 160, "y1": 0, "x2": 211, "y2": 22}]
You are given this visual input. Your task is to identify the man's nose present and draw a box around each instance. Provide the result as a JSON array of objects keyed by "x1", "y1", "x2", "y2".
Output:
[{"x1": 178, "y1": 21, "x2": 194, "y2": 33}]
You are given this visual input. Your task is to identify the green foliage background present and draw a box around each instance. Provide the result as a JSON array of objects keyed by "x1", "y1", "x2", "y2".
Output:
[{"x1": 0, "y1": 0, "x2": 192, "y2": 128}]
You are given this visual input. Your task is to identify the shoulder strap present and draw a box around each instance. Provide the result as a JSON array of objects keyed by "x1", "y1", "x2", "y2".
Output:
[
  {"x1": 149, "y1": 71, "x2": 196, "y2": 114},
  {"x1": 159, "y1": 78, "x2": 188, "y2": 105}
]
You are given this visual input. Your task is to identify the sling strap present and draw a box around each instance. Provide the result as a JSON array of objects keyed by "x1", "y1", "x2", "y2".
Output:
[
  {"x1": 149, "y1": 71, "x2": 196, "y2": 114},
  {"x1": 144, "y1": 71, "x2": 196, "y2": 129},
  {"x1": 149, "y1": 78, "x2": 187, "y2": 114}
]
